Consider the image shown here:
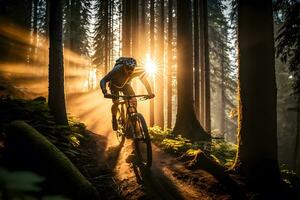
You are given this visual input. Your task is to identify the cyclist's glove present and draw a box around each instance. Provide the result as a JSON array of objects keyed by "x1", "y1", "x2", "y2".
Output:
[
  {"x1": 102, "y1": 88, "x2": 107, "y2": 95},
  {"x1": 149, "y1": 93, "x2": 155, "y2": 99}
]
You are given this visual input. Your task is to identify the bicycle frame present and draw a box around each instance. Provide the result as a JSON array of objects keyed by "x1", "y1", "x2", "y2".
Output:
[
  {"x1": 105, "y1": 94, "x2": 151, "y2": 133},
  {"x1": 117, "y1": 100, "x2": 136, "y2": 134},
  {"x1": 105, "y1": 93, "x2": 153, "y2": 168}
]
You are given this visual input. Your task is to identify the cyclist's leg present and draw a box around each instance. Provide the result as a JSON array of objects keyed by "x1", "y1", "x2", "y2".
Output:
[
  {"x1": 122, "y1": 84, "x2": 137, "y2": 107},
  {"x1": 121, "y1": 84, "x2": 137, "y2": 153},
  {"x1": 109, "y1": 84, "x2": 120, "y2": 130}
]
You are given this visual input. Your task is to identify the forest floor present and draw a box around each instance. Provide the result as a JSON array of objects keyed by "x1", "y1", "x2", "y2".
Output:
[
  {"x1": 1, "y1": 83, "x2": 299, "y2": 200},
  {"x1": 67, "y1": 90, "x2": 234, "y2": 200},
  {"x1": 67, "y1": 90, "x2": 300, "y2": 200}
]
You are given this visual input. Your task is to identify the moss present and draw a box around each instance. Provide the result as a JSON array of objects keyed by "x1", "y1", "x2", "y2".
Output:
[
  {"x1": 5, "y1": 121, "x2": 100, "y2": 200},
  {"x1": 149, "y1": 126, "x2": 237, "y2": 167},
  {"x1": 0, "y1": 98, "x2": 89, "y2": 158}
]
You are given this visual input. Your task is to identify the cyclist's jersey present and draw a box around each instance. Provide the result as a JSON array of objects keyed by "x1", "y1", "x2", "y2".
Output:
[{"x1": 100, "y1": 63, "x2": 146, "y2": 90}]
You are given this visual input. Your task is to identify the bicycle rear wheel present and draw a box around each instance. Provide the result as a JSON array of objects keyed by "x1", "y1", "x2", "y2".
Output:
[{"x1": 131, "y1": 113, "x2": 152, "y2": 168}]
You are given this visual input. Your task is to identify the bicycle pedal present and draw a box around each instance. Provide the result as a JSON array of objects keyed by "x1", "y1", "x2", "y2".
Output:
[
  {"x1": 135, "y1": 137, "x2": 144, "y2": 141},
  {"x1": 125, "y1": 154, "x2": 136, "y2": 163}
]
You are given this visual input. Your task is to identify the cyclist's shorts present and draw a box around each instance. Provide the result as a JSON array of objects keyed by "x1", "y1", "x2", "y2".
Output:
[{"x1": 109, "y1": 83, "x2": 135, "y2": 103}]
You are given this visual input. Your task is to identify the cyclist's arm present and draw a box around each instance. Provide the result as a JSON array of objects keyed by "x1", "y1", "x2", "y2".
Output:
[
  {"x1": 100, "y1": 64, "x2": 125, "y2": 94},
  {"x1": 100, "y1": 67, "x2": 118, "y2": 94},
  {"x1": 100, "y1": 77, "x2": 108, "y2": 94}
]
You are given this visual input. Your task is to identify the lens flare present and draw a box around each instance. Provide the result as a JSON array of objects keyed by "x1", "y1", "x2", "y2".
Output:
[{"x1": 144, "y1": 54, "x2": 157, "y2": 77}]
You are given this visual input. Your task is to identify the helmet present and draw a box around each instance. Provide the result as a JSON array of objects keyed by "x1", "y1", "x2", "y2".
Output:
[{"x1": 116, "y1": 57, "x2": 137, "y2": 70}]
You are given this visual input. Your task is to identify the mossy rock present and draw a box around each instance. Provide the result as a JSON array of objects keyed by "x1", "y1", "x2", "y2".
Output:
[{"x1": 4, "y1": 120, "x2": 100, "y2": 200}]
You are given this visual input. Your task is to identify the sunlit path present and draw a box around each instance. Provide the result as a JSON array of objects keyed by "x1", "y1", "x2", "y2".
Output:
[
  {"x1": 66, "y1": 90, "x2": 213, "y2": 199},
  {"x1": 66, "y1": 90, "x2": 118, "y2": 148}
]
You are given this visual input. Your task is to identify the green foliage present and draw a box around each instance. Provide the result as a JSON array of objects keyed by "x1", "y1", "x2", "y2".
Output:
[
  {"x1": 161, "y1": 137, "x2": 192, "y2": 154},
  {"x1": 149, "y1": 126, "x2": 237, "y2": 167},
  {"x1": 210, "y1": 140, "x2": 236, "y2": 167},
  {"x1": 0, "y1": 168, "x2": 44, "y2": 192},
  {"x1": 0, "y1": 98, "x2": 88, "y2": 149},
  {"x1": 274, "y1": 0, "x2": 300, "y2": 93},
  {"x1": 0, "y1": 98, "x2": 99, "y2": 199},
  {"x1": 5, "y1": 121, "x2": 99, "y2": 200},
  {"x1": 63, "y1": 0, "x2": 92, "y2": 57},
  {"x1": 280, "y1": 164, "x2": 299, "y2": 187},
  {"x1": 0, "y1": 168, "x2": 69, "y2": 200}
]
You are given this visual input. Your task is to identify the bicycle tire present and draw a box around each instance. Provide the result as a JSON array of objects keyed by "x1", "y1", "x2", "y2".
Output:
[
  {"x1": 116, "y1": 116, "x2": 125, "y2": 145},
  {"x1": 131, "y1": 113, "x2": 152, "y2": 168}
]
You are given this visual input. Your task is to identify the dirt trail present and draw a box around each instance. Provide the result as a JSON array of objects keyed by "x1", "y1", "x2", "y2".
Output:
[{"x1": 67, "y1": 91, "x2": 230, "y2": 200}]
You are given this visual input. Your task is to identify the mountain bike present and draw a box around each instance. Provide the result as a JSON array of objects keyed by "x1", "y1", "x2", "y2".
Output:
[{"x1": 104, "y1": 94, "x2": 153, "y2": 168}]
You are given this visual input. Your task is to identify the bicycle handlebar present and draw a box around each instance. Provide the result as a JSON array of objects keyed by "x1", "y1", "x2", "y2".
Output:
[{"x1": 104, "y1": 93, "x2": 154, "y2": 100}]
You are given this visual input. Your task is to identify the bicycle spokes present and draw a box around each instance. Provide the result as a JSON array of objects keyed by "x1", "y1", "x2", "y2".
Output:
[
  {"x1": 133, "y1": 114, "x2": 152, "y2": 168},
  {"x1": 116, "y1": 118, "x2": 125, "y2": 144}
]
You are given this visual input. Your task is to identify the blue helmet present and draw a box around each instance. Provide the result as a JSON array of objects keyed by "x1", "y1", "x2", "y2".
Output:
[{"x1": 116, "y1": 57, "x2": 137, "y2": 70}]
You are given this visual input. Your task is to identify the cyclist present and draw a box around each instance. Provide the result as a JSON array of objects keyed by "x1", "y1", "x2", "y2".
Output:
[{"x1": 100, "y1": 57, "x2": 155, "y2": 131}]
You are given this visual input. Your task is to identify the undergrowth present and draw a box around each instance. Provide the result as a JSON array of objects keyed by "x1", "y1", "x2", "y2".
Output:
[
  {"x1": 0, "y1": 97, "x2": 88, "y2": 157},
  {"x1": 149, "y1": 126, "x2": 237, "y2": 168},
  {"x1": 0, "y1": 97, "x2": 90, "y2": 200}
]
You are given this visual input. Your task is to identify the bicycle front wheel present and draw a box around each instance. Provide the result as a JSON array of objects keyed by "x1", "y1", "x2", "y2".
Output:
[
  {"x1": 116, "y1": 116, "x2": 125, "y2": 145},
  {"x1": 131, "y1": 113, "x2": 152, "y2": 168}
]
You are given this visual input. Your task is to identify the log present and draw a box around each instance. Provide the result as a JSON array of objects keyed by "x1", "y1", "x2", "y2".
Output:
[{"x1": 4, "y1": 120, "x2": 100, "y2": 200}]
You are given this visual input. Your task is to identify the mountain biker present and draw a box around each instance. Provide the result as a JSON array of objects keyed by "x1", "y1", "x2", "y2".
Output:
[{"x1": 100, "y1": 57, "x2": 155, "y2": 131}]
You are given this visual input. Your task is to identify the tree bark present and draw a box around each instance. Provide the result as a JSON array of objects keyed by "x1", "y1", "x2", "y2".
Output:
[
  {"x1": 31, "y1": 0, "x2": 38, "y2": 65},
  {"x1": 149, "y1": 0, "x2": 155, "y2": 126},
  {"x1": 233, "y1": 0, "x2": 281, "y2": 189},
  {"x1": 193, "y1": 0, "x2": 200, "y2": 119},
  {"x1": 173, "y1": 0, "x2": 209, "y2": 141},
  {"x1": 104, "y1": 0, "x2": 109, "y2": 73},
  {"x1": 122, "y1": 0, "x2": 131, "y2": 56},
  {"x1": 131, "y1": 0, "x2": 138, "y2": 58},
  {"x1": 48, "y1": 0, "x2": 68, "y2": 125},
  {"x1": 167, "y1": 0, "x2": 173, "y2": 129},
  {"x1": 203, "y1": 0, "x2": 211, "y2": 133},
  {"x1": 295, "y1": 96, "x2": 300, "y2": 174},
  {"x1": 220, "y1": 42, "x2": 226, "y2": 135},
  {"x1": 156, "y1": 0, "x2": 164, "y2": 128},
  {"x1": 199, "y1": 0, "x2": 205, "y2": 127}
]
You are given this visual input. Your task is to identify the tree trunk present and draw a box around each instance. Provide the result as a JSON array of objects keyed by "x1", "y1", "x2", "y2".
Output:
[
  {"x1": 122, "y1": 0, "x2": 131, "y2": 56},
  {"x1": 149, "y1": 0, "x2": 155, "y2": 126},
  {"x1": 173, "y1": 0, "x2": 209, "y2": 141},
  {"x1": 69, "y1": 0, "x2": 80, "y2": 55},
  {"x1": 104, "y1": 0, "x2": 109, "y2": 73},
  {"x1": 108, "y1": 0, "x2": 112, "y2": 69},
  {"x1": 140, "y1": 0, "x2": 146, "y2": 58},
  {"x1": 233, "y1": 0, "x2": 281, "y2": 189},
  {"x1": 44, "y1": 0, "x2": 50, "y2": 66},
  {"x1": 295, "y1": 96, "x2": 300, "y2": 174},
  {"x1": 199, "y1": 0, "x2": 205, "y2": 127},
  {"x1": 203, "y1": 0, "x2": 210, "y2": 133},
  {"x1": 156, "y1": 0, "x2": 164, "y2": 128},
  {"x1": 220, "y1": 42, "x2": 226, "y2": 135},
  {"x1": 193, "y1": 0, "x2": 200, "y2": 119},
  {"x1": 48, "y1": 0, "x2": 68, "y2": 125},
  {"x1": 131, "y1": 0, "x2": 138, "y2": 58},
  {"x1": 31, "y1": 0, "x2": 38, "y2": 65},
  {"x1": 167, "y1": 0, "x2": 173, "y2": 129}
]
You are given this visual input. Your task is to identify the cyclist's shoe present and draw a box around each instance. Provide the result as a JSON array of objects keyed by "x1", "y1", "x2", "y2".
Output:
[
  {"x1": 112, "y1": 117, "x2": 118, "y2": 131},
  {"x1": 125, "y1": 129, "x2": 133, "y2": 139}
]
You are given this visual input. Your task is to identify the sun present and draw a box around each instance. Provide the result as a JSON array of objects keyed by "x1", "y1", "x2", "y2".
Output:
[{"x1": 144, "y1": 54, "x2": 157, "y2": 77}]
